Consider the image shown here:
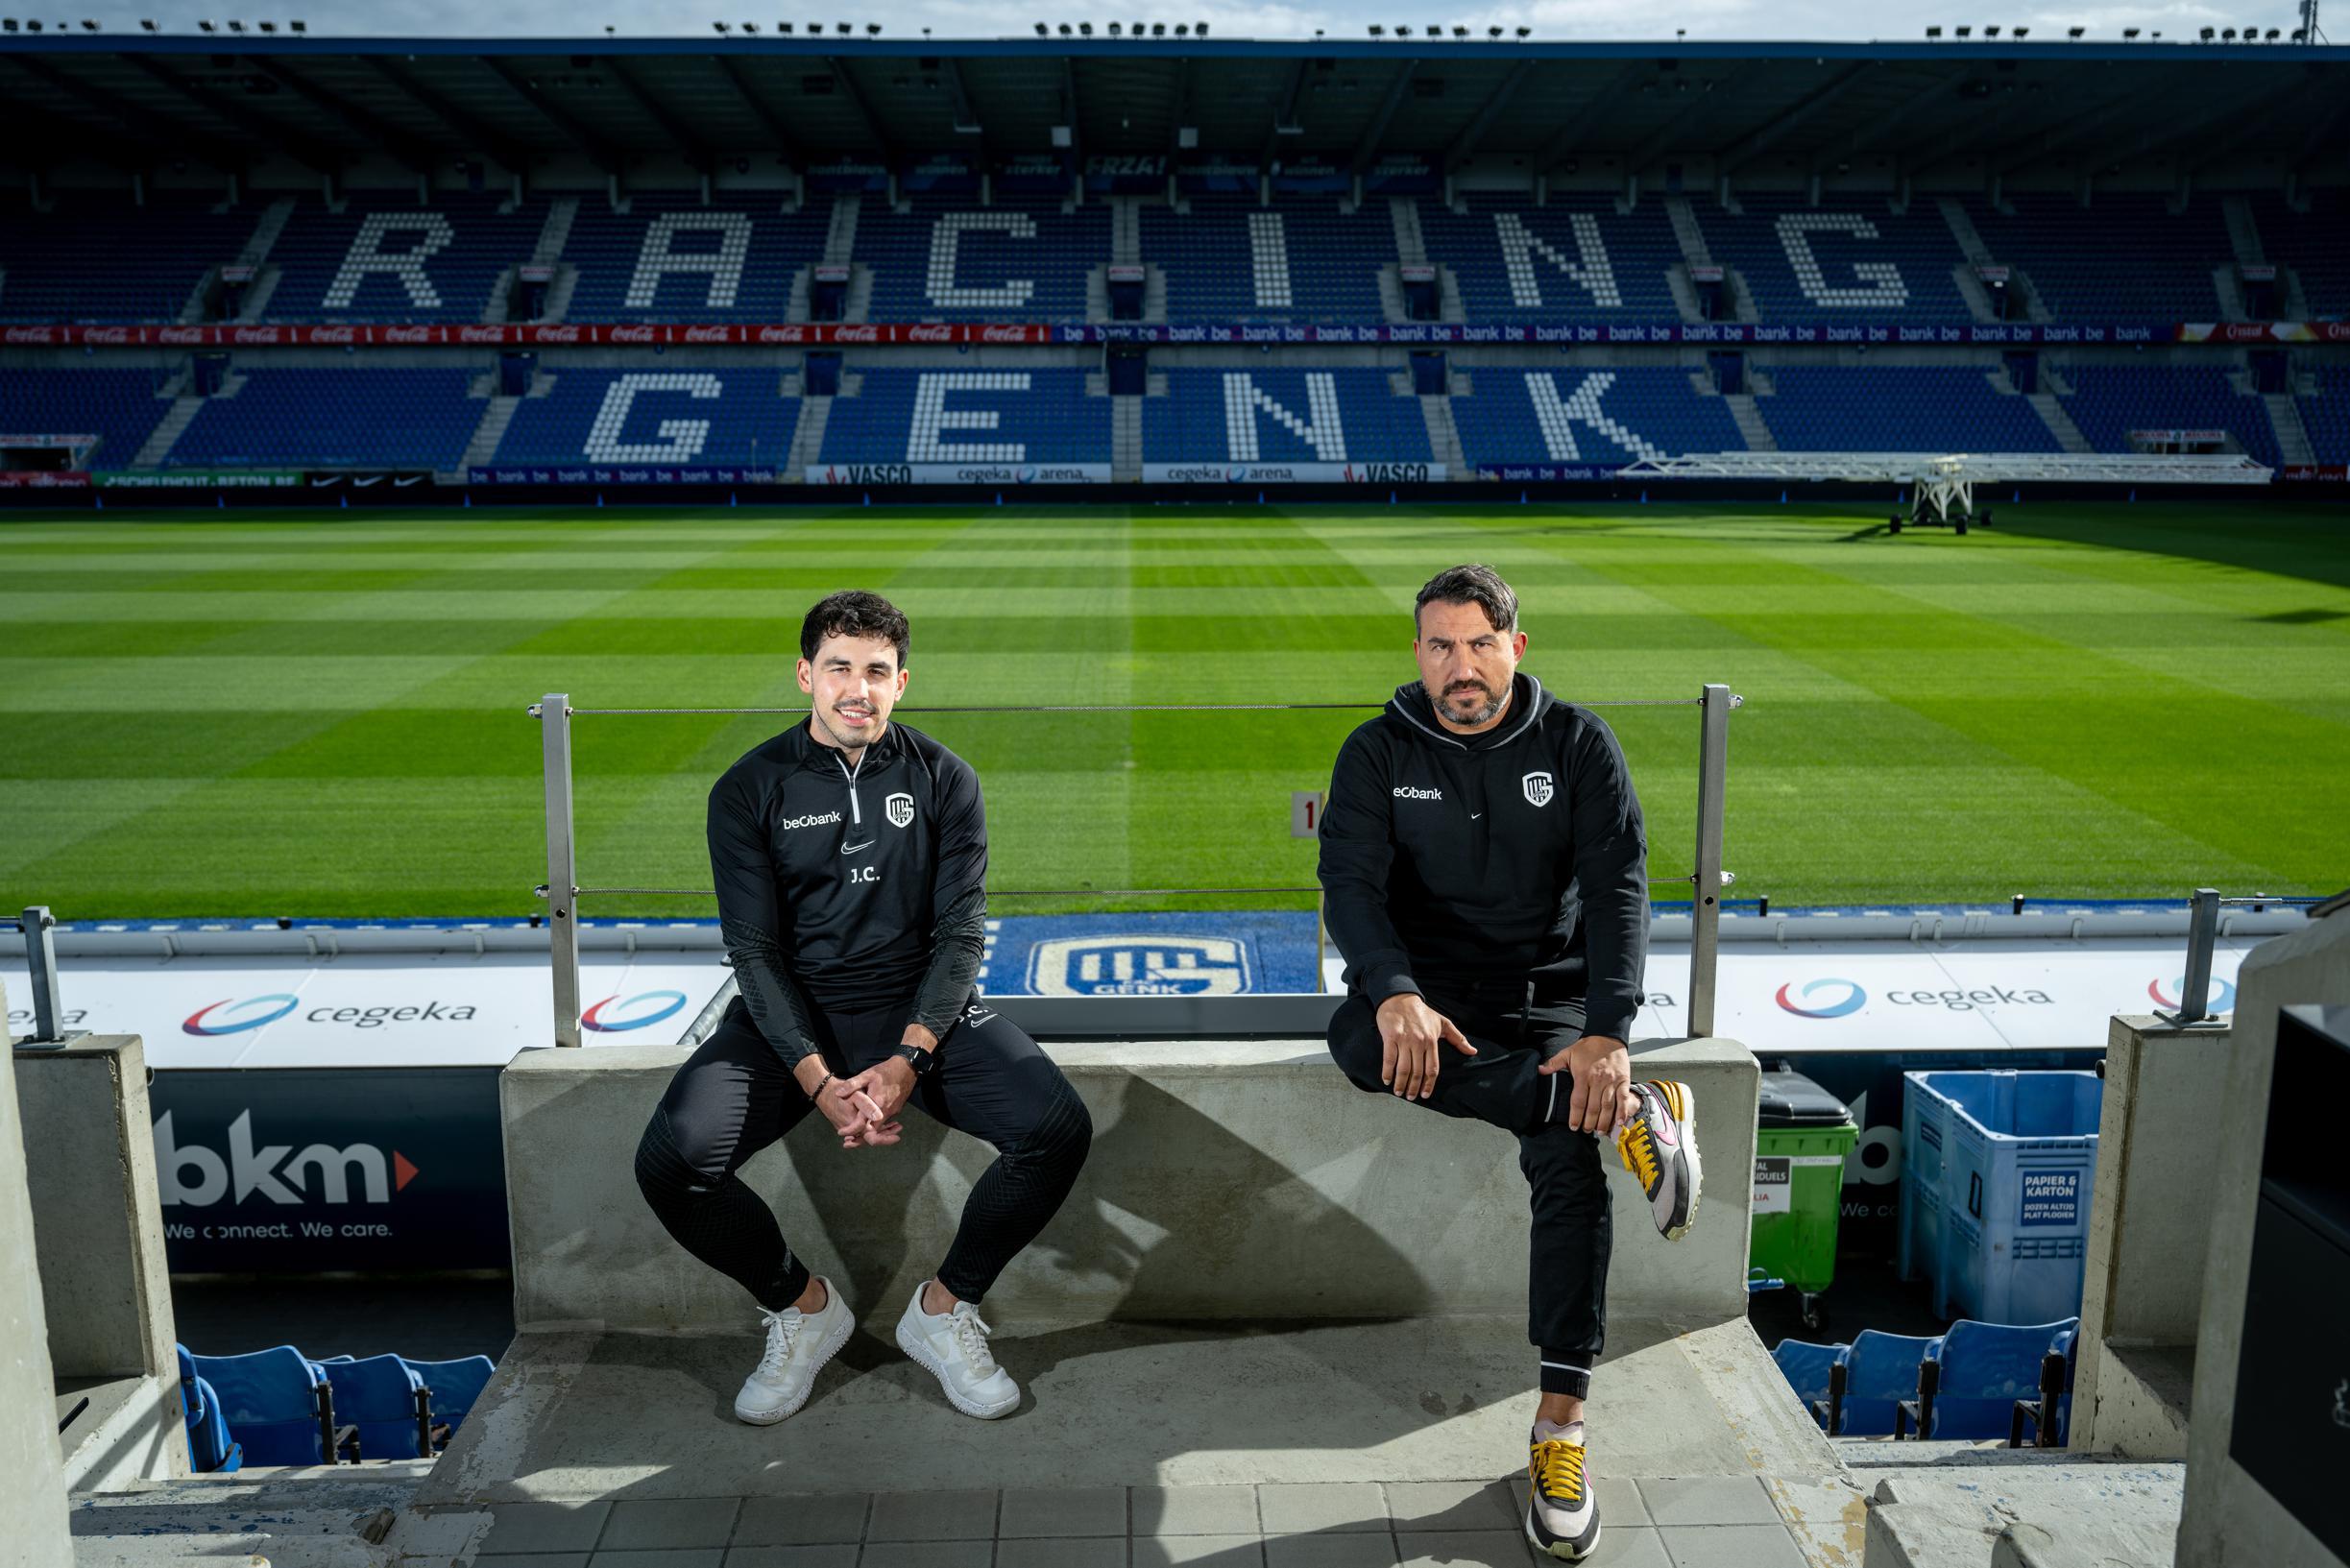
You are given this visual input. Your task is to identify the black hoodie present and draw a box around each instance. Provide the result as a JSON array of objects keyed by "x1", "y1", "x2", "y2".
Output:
[{"x1": 1316, "y1": 672, "x2": 1650, "y2": 1041}]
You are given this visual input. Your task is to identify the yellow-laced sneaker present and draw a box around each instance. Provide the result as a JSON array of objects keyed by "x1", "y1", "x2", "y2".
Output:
[
  {"x1": 1525, "y1": 1429, "x2": 1601, "y2": 1560},
  {"x1": 1616, "y1": 1079, "x2": 1702, "y2": 1241}
]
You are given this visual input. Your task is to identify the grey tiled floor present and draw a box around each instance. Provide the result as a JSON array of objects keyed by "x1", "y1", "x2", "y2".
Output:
[{"x1": 472, "y1": 1478, "x2": 1804, "y2": 1568}]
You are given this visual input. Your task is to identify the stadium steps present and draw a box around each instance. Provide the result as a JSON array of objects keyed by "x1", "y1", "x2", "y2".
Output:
[
  {"x1": 1087, "y1": 264, "x2": 1110, "y2": 322},
  {"x1": 67, "y1": 1463, "x2": 429, "y2": 1568},
  {"x1": 235, "y1": 267, "x2": 284, "y2": 323},
  {"x1": 1417, "y1": 394, "x2": 1466, "y2": 474},
  {"x1": 1111, "y1": 397, "x2": 1142, "y2": 480},
  {"x1": 2221, "y1": 194, "x2": 2268, "y2": 267},
  {"x1": 1665, "y1": 263, "x2": 1709, "y2": 326},
  {"x1": 533, "y1": 196, "x2": 580, "y2": 266},
  {"x1": 2213, "y1": 265, "x2": 2251, "y2": 322},
  {"x1": 1389, "y1": 198, "x2": 1428, "y2": 264},
  {"x1": 2281, "y1": 267, "x2": 2312, "y2": 321},
  {"x1": 1949, "y1": 265, "x2": 2003, "y2": 326},
  {"x1": 2026, "y1": 392, "x2": 2096, "y2": 454},
  {"x1": 1376, "y1": 264, "x2": 1411, "y2": 325},
  {"x1": 462, "y1": 397, "x2": 523, "y2": 470},
  {"x1": 130, "y1": 396, "x2": 206, "y2": 468},
  {"x1": 786, "y1": 397, "x2": 833, "y2": 475},
  {"x1": 2263, "y1": 393, "x2": 2316, "y2": 465},
  {"x1": 1111, "y1": 197, "x2": 1141, "y2": 264},
  {"x1": 823, "y1": 194, "x2": 860, "y2": 263},
  {"x1": 843, "y1": 265, "x2": 874, "y2": 323},
  {"x1": 1142, "y1": 263, "x2": 1167, "y2": 323},
  {"x1": 1936, "y1": 196, "x2": 1999, "y2": 267},
  {"x1": 480, "y1": 265, "x2": 516, "y2": 324},
  {"x1": 1724, "y1": 393, "x2": 1778, "y2": 452},
  {"x1": 1663, "y1": 196, "x2": 1714, "y2": 265}
]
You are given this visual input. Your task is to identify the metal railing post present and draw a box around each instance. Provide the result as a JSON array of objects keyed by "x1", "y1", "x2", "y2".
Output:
[
  {"x1": 17, "y1": 905, "x2": 68, "y2": 1047},
  {"x1": 2156, "y1": 886, "x2": 2222, "y2": 1028},
  {"x1": 535, "y1": 695, "x2": 583, "y2": 1048},
  {"x1": 1686, "y1": 685, "x2": 1732, "y2": 1039}
]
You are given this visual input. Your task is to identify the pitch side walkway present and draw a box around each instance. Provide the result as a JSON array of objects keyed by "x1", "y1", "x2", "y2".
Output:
[{"x1": 380, "y1": 1315, "x2": 1851, "y2": 1568}]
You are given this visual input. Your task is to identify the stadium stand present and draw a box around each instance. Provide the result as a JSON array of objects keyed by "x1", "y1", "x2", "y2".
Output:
[
  {"x1": 1142, "y1": 368, "x2": 1434, "y2": 463},
  {"x1": 2245, "y1": 191, "x2": 2350, "y2": 319},
  {"x1": 1145, "y1": 197, "x2": 1393, "y2": 322},
  {"x1": 169, "y1": 368, "x2": 482, "y2": 469},
  {"x1": 561, "y1": 197, "x2": 829, "y2": 322},
  {"x1": 1418, "y1": 195, "x2": 1683, "y2": 320},
  {"x1": 1964, "y1": 194, "x2": 2231, "y2": 323},
  {"x1": 0, "y1": 367, "x2": 173, "y2": 468},
  {"x1": 1916, "y1": 1317, "x2": 2079, "y2": 1444},
  {"x1": 176, "y1": 1345, "x2": 242, "y2": 1475},
  {"x1": 858, "y1": 199, "x2": 1106, "y2": 322},
  {"x1": 818, "y1": 368, "x2": 1108, "y2": 464},
  {"x1": 401, "y1": 1355, "x2": 496, "y2": 1448},
  {"x1": 1820, "y1": 1329, "x2": 1940, "y2": 1437},
  {"x1": 182, "y1": 1346, "x2": 333, "y2": 1466},
  {"x1": 0, "y1": 193, "x2": 254, "y2": 324},
  {"x1": 1698, "y1": 199, "x2": 1972, "y2": 322},
  {"x1": 320, "y1": 1354, "x2": 432, "y2": 1461},
  {"x1": 1768, "y1": 1338, "x2": 1847, "y2": 1434},
  {"x1": 493, "y1": 368, "x2": 799, "y2": 467},
  {"x1": 2299, "y1": 365, "x2": 2350, "y2": 465},
  {"x1": 1761, "y1": 366, "x2": 2062, "y2": 452},
  {"x1": 2056, "y1": 364, "x2": 2285, "y2": 466},
  {"x1": 263, "y1": 194, "x2": 544, "y2": 323},
  {"x1": 1451, "y1": 367, "x2": 1747, "y2": 466}
]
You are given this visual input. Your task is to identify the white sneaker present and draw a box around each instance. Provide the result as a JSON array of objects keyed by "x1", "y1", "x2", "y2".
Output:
[
  {"x1": 734, "y1": 1276, "x2": 853, "y2": 1425},
  {"x1": 893, "y1": 1283, "x2": 1020, "y2": 1419}
]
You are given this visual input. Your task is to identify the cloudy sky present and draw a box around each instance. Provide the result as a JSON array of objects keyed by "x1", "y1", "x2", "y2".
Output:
[{"x1": 48, "y1": 0, "x2": 2307, "y2": 46}]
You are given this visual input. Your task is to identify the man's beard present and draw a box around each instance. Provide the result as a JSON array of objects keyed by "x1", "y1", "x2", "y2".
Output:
[{"x1": 1426, "y1": 676, "x2": 1507, "y2": 727}]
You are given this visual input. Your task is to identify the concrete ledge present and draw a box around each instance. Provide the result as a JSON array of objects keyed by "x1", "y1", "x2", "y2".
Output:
[{"x1": 501, "y1": 1035, "x2": 1758, "y2": 1333}]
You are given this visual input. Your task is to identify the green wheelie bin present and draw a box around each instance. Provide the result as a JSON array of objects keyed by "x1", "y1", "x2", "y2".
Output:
[{"x1": 1750, "y1": 1068, "x2": 1860, "y2": 1332}]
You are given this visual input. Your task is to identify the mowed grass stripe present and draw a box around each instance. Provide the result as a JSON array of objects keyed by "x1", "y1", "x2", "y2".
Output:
[{"x1": 2, "y1": 502, "x2": 2344, "y2": 917}]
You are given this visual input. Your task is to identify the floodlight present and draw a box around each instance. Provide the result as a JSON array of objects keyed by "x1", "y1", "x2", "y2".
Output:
[
  {"x1": 714, "y1": 20, "x2": 729, "y2": 31},
  {"x1": 2265, "y1": 26, "x2": 2280, "y2": 37},
  {"x1": 1035, "y1": 20, "x2": 1047, "y2": 32},
  {"x1": 2, "y1": 17, "x2": 17, "y2": 29},
  {"x1": 1078, "y1": 20, "x2": 1090, "y2": 33},
  {"x1": 1926, "y1": 24, "x2": 1941, "y2": 36},
  {"x1": 1983, "y1": 26, "x2": 1999, "y2": 37},
  {"x1": 1195, "y1": 20, "x2": 1206, "y2": 33},
  {"x1": 288, "y1": 17, "x2": 303, "y2": 29},
  {"x1": 198, "y1": 16, "x2": 214, "y2": 28},
  {"x1": 80, "y1": 15, "x2": 96, "y2": 27},
  {"x1": 779, "y1": 21, "x2": 792, "y2": 31},
  {"x1": 2121, "y1": 25, "x2": 2140, "y2": 36},
  {"x1": 1059, "y1": 21, "x2": 1072, "y2": 33},
  {"x1": 141, "y1": 15, "x2": 157, "y2": 26},
  {"x1": 1175, "y1": 22, "x2": 1189, "y2": 34},
  {"x1": 2011, "y1": 25, "x2": 2026, "y2": 36},
  {"x1": 1954, "y1": 24, "x2": 1971, "y2": 36},
  {"x1": 258, "y1": 17, "x2": 275, "y2": 29},
  {"x1": 835, "y1": 20, "x2": 849, "y2": 33},
  {"x1": 1152, "y1": 20, "x2": 1165, "y2": 34},
  {"x1": 1368, "y1": 22, "x2": 1381, "y2": 33},
  {"x1": 2200, "y1": 25, "x2": 2215, "y2": 37},
  {"x1": 1514, "y1": 25, "x2": 1530, "y2": 36},
  {"x1": 865, "y1": 20, "x2": 879, "y2": 31},
  {"x1": 1489, "y1": 23, "x2": 1502, "y2": 35},
  {"x1": 2068, "y1": 24, "x2": 2084, "y2": 36},
  {"x1": 1107, "y1": 20, "x2": 1120, "y2": 33},
  {"x1": 2220, "y1": 27, "x2": 2235, "y2": 38},
  {"x1": 1452, "y1": 24, "x2": 1467, "y2": 35},
  {"x1": 227, "y1": 18, "x2": 243, "y2": 31}
]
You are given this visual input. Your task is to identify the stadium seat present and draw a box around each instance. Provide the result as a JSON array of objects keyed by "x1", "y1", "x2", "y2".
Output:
[
  {"x1": 1823, "y1": 1329, "x2": 1939, "y2": 1437},
  {"x1": 819, "y1": 367, "x2": 1107, "y2": 466},
  {"x1": 1912, "y1": 1318, "x2": 2081, "y2": 1446},
  {"x1": 264, "y1": 194, "x2": 545, "y2": 323},
  {"x1": 1763, "y1": 366, "x2": 2060, "y2": 453},
  {"x1": 2056, "y1": 365, "x2": 2284, "y2": 467},
  {"x1": 2299, "y1": 365, "x2": 2350, "y2": 466},
  {"x1": 400, "y1": 1355, "x2": 497, "y2": 1449},
  {"x1": 184, "y1": 1345, "x2": 335, "y2": 1466},
  {"x1": 1964, "y1": 194, "x2": 2229, "y2": 323},
  {"x1": 1418, "y1": 196, "x2": 1682, "y2": 321},
  {"x1": 1146, "y1": 196, "x2": 1393, "y2": 322},
  {"x1": 175, "y1": 1345, "x2": 242, "y2": 1474},
  {"x1": 0, "y1": 368, "x2": 176, "y2": 470},
  {"x1": 1451, "y1": 367, "x2": 1744, "y2": 467},
  {"x1": 858, "y1": 198, "x2": 1105, "y2": 322},
  {"x1": 319, "y1": 1353, "x2": 433, "y2": 1461},
  {"x1": 562, "y1": 196, "x2": 829, "y2": 322},
  {"x1": 1769, "y1": 1339, "x2": 1849, "y2": 1433},
  {"x1": 494, "y1": 368, "x2": 799, "y2": 468},
  {"x1": 1142, "y1": 368, "x2": 1433, "y2": 464},
  {"x1": 1697, "y1": 198, "x2": 1973, "y2": 322},
  {"x1": 169, "y1": 368, "x2": 482, "y2": 470},
  {"x1": 0, "y1": 192, "x2": 254, "y2": 324}
]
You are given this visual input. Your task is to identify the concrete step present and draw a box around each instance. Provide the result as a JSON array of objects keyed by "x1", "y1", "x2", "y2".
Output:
[
  {"x1": 1418, "y1": 393, "x2": 1466, "y2": 473},
  {"x1": 1936, "y1": 196, "x2": 1997, "y2": 268},
  {"x1": 68, "y1": 1464, "x2": 428, "y2": 1568},
  {"x1": 130, "y1": 396, "x2": 206, "y2": 469},
  {"x1": 1390, "y1": 196, "x2": 1428, "y2": 265},
  {"x1": 1663, "y1": 195, "x2": 1713, "y2": 266},
  {"x1": 461, "y1": 396, "x2": 521, "y2": 471},
  {"x1": 2026, "y1": 392, "x2": 2095, "y2": 454},
  {"x1": 787, "y1": 397, "x2": 833, "y2": 474},
  {"x1": 2221, "y1": 193, "x2": 2266, "y2": 267},
  {"x1": 824, "y1": 194, "x2": 861, "y2": 265},
  {"x1": 2263, "y1": 391, "x2": 2315, "y2": 465},
  {"x1": 1725, "y1": 393, "x2": 1777, "y2": 452},
  {"x1": 1850, "y1": 1452, "x2": 2184, "y2": 1568},
  {"x1": 1111, "y1": 396, "x2": 1142, "y2": 481}
]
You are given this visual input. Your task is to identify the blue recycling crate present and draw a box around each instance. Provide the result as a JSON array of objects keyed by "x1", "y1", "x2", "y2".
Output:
[{"x1": 1899, "y1": 1071, "x2": 2102, "y2": 1324}]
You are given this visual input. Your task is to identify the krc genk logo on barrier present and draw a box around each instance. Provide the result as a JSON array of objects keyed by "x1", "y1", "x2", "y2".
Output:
[
  {"x1": 182, "y1": 995, "x2": 300, "y2": 1035},
  {"x1": 581, "y1": 990, "x2": 690, "y2": 1033},
  {"x1": 2148, "y1": 976, "x2": 2237, "y2": 1012},
  {"x1": 1775, "y1": 977, "x2": 1867, "y2": 1019}
]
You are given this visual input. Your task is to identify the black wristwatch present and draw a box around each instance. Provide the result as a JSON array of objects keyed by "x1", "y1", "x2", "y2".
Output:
[{"x1": 893, "y1": 1041, "x2": 940, "y2": 1077}]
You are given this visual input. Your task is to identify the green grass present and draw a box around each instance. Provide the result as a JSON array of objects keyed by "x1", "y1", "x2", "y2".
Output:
[{"x1": 2, "y1": 499, "x2": 2345, "y2": 921}]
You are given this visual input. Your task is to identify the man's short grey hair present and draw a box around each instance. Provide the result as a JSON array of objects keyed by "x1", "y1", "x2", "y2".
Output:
[{"x1": 1415, "y1": 564, "x2": 1518, "y2": 635}]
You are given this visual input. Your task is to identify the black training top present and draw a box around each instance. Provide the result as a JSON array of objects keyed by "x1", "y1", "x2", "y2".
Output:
[
  {"x1": 708, "y1": 718, "x2": 988, "y2": 1069},
  {"x1": 1316, "y1": 672, "x2": 1650, "y2": 1041}
]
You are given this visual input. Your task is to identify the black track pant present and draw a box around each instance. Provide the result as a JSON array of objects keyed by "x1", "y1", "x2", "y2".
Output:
[
  {"x1": 634, "y1": 995, "x2": 1092, "y2": 1313},
  {"x1": 1327, "y1": 981, "x2": 1611, "y2": 1400}
]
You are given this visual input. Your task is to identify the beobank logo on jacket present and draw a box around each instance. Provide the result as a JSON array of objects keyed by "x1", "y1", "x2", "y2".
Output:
[{"x1": 1775, "y1": 977, "x2": 1867, "y2": 1019}]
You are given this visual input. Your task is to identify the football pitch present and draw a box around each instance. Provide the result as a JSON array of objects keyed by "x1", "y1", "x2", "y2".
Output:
[{"x1": 1, "y1": 498, "x2": 2344, "y2": 922}]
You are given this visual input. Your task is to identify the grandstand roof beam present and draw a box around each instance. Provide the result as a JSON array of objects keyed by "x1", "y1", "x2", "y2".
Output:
[
  {"x1": 1716, "y1": 61, "x2": 1875, "y2": 181},
  {"x1": 2006, "y1": 75, "x2": 2270, "y2": 175},
  {"x1": 1059, "y1": 56, "x2": 1083, "y2": 166},
  {"x1": 1534, "y1": 62, "x2": 1644, "y2": 173},
  {"x1": 3, "y1": 53, "x2": 249, "y2": 175},
  {"x1": 2, "y1": 99, "x2": 156, "y2": 176},
  {"x1": 246, "y1": 56, "x2": 439, "y2": 177},
  {"x1": 603, "y1": 56, "x2": 718, "y2": 174},
  {"x1": 354, "y1": 55, "x2": 537, "y2": 181},
  {"x1": 2187, "y1": 70, "x2": 2329, "y2": 172},
  {"x1": 1961, "y1": 80, "x2": 2187, "y2": 179},
  {"x1": 477, "y1": 58, "x2": 625, "y2": 177},
  {"x1": 1349, "y1": 60, "x2": 1420, "y2": 176},
  {"x1": 2289, "y1": 90, "x2": 2350, "y2": 177},
  {"x1": 120, "y1": 54, "x2": 336, "y2": 176},
  {"x1": 1165, "y1": 56, "x2": 1192, "y2": 156},
  {"x1": 1257, "y1": 58, "x2": 1310, "y2": 171},
  {"x1": 827, "y1": 56, "x2": 897, "y2": 165},
  {"x1": 1441, "y1": 59, "x2": 1534, "y2": 174},
  {"x1": 1618, "y1": 84, "x2": 1726, "y2": 179},
  {"x1": 710, "y1": 56, "x2": 805, "y2": 169},
  {"x1": 937, "y1": 56, "x2": 990, "y2": 159},
  {"x1": 1830, "y1": 69, "x2": 1971, "y2": 162}
]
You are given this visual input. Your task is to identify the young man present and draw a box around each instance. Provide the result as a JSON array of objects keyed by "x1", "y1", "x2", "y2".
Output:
[
  {"x1": 1318, "y1": 565, "x2": 1702, "y2": 1562},
  {"x1": 634, "y1": 591, "x2": 1092, "y2": 1426}
]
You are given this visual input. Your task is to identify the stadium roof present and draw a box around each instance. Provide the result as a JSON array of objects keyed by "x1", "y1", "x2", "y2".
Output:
[{"x1": 2, "y1": 31, "x2": 2345, "y2": 183}]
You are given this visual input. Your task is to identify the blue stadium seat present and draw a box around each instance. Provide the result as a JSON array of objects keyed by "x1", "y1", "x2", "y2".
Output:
[
  {"x1": 1763, "y1": 366, "x2": 2060, "y2": 453},
  {"x1": 858, "y1": 199, "x2": 1104, "y2": 322},
  {"x1": 0, "y1": 193, "x2": 254, "y2": 324},
  {"x1": 562, "y1": 196, "x2": 830, "y2": 322},
  {"x1": 1770, "y1": 1339, "x2": 1849, "y2": 1433},
  {"x1": 1965, "y1": 194, "x2": 2228, "y2": 322},
  {"x1": 1918, "y1": 1318, "x2": 2080, "y2": 1445},
  {"x1": 1142, "y1": 368, "x2": 1432, "y2": 464},
  {"x1": 494, "y1": 368, "x2": 798, "y2": 468},
  {"x1": 2057, "y1": 365, "x2": 2284, "y2": 467},
  {"x1": 1696, "y1": 198, "x2": 1972, "y2": 322},
  {"x1": 319, "y1": 1354, "x2": 432, "y2": 1461},
  {"x1": 400, "y1": 1355, "x2": 497, "y2": 1448},
  {"x1": 185, "y1": 1345, "x2": 333, "y2": 1466},
  {"x1": 1451, "y1": 367, "x2": 1744, "y2": 467},
  {"x1": 819, "y1": 368, "x2": 1107, "y2": 466},
  {"x1": 264, "y1": 194, "x2": 545, "y2": 324},
  {"x1": 2245, "y1": 190, "x2": 2350, "y2": 319},
  {"x1": 176, "y1": 1345, "x2": 242, "y2": 1474},
  {"x1": 1145, "y1": 196, "x2": 1393, "y2": 322},
  {"x1": 169, "y1": 368, "x2": 482, "y2": 470},
  {"x1": 1826, "y1": 1330, "x2": 1939, "y2": 1437},
  {"x1": 1419, "y1": 196, "x2": 1682, "y2": 321},
  {"x1": 0, "y1": 368, "x2": 175, "y2": 470},
  {"x1": 2300, "y1": 365, "x2": 2350, "y2": 466}
]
